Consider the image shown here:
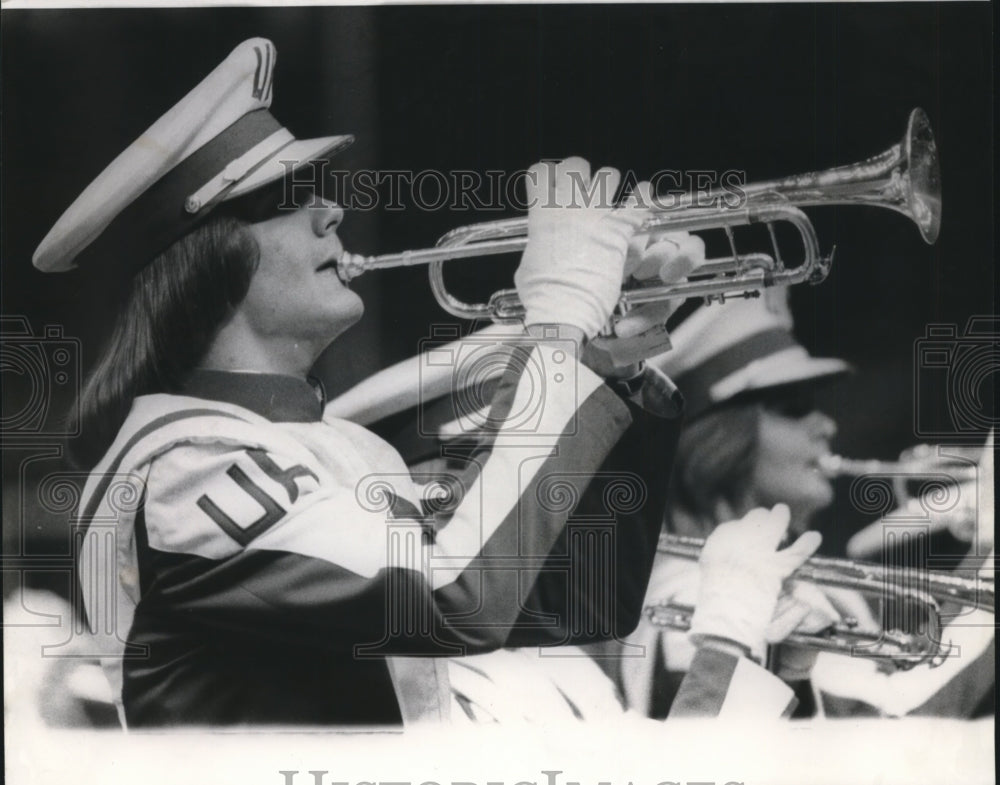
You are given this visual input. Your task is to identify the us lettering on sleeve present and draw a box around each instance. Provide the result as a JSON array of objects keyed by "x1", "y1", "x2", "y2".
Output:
[{"x1": 197, "y1": 449, "x2": 319, "y2": 545}]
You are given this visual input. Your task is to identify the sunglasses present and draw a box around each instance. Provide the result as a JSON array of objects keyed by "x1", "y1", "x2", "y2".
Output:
[
  {"x1": 224, "y1": 176, "x2": 331, "y2": 224},
  {"x1": 759, "y1": 387, "x2": 818, "y2": 419}
]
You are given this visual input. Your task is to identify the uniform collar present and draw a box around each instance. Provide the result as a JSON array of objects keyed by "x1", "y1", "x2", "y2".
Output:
[{"x1": 179, "y1": 369, "x2": 325, "y2": 423}]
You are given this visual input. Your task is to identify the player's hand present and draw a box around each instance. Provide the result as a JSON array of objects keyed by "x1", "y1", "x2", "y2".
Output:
[
  {"x1": 602, "y1": 230, "x2": 708, "y2": 349},
  {"x1": 515, "y1": 157, "x2": 651, "y2": 340},
  {"x1": 625, "y1": 230, "x2": 706, "y2": 285},
  {"x1": 688, "y1": 504, "x2": 822, "y2": 663}
]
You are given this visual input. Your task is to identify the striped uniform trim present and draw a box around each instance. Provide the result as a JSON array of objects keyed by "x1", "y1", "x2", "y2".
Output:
[
  {"x1": 76, "y1": 407, "x2": 253, "y2": 528},
  {"x1": 429, "y1": 342, "x2": 605, "y2": 584},
  {"x1": 669, "y1": 647, "x2": 796, "y2": 718},
  {"x1": 251, "y1": 41, "x2": 274, "y2": 101}
]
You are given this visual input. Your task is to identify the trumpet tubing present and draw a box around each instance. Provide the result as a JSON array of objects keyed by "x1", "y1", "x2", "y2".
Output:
[
  {"x1": 819, "y1": 450, "x2": 979, "y2": 483},
  {"x1": 339, "y1": 109, "x2": 941, "y2": 324},
  {"x1": 659, "y1": 534, "x2": 994, "y2": 612},
  {"x1": 644, "y1": 601, "x2": 943, "y2": 665},
  {"x1": 650, "y1": 533, "x2": 994, "y2": 669}
]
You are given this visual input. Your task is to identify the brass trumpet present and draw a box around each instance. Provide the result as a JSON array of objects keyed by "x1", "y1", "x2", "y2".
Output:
[
  {"x1": 646, "y1": 533, "x2": 994, "y2": 670},
  {"x1": 819, "y1": 445, "x2": 979, "y2": 484},
  {"x1": 339, "y1": 108, "x2": 941, "y2": 323},
  {"x1": 822, "y1": 444, "x2": 990, "y2": 559}
]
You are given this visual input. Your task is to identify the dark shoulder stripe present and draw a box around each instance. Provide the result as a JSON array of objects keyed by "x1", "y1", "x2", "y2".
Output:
[
  {"x1": 479, "y1": 341, "x2": 536, "y2": 436},
  {"x1": 668, "y1": 647, "x2": 742, "y2": 718},
  {"x1": 77, "y1": 408, "x2": 252, "y2": 528}
]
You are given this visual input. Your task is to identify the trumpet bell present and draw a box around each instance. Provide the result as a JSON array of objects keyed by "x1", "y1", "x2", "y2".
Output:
[
  {"x1": 905, "y1": 107, "x2": 942, "y2": 244},
  {"x1": 740, "y1": 108, "x2": 941, "y2": 245}
]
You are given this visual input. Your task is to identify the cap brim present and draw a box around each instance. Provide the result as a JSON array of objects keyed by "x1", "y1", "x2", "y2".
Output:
[
  {"x1": 224, "y1": 134, "x2": 354, "y2": 200},
  {"x1": 719, "y1": 353, "x2": 852, "y2": 401}
]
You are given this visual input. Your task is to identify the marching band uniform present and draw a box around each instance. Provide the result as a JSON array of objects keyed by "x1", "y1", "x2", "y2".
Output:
[
  {"x1": 619, "y1": 293, "x2": 995, "y2": 720},
  {"x1": 74, "y1": 354, "x2": 681, "y2": 726},
  {"x1": 36, "y1": 37, "x2": 829, "y2": 729}
]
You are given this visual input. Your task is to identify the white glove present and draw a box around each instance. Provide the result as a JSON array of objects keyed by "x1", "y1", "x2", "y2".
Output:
[
  {"x1": 688, "y1": 504, "x2": 822, "y2": 663},
  {"x1": 625, "y1": 229, "x2": 706, "y2": 284},
  {"x1": 514, "y1": 157, "x2": 651, "y2": 339},
  {"x1": 611, "y1": 230, "x2": 708, "y2": 340}
]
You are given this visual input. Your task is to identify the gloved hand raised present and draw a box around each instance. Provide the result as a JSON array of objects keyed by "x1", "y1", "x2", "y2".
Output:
[
  {"x1": 515, "y1": 157, "x2": 652, "y2": 340},
  {"x1": 625, "y1": 229, "x2": 706, "y2": 285},
  {"x1": 687, "y1": 504, "x2": 823, "y2": 663},
  {"x1": 607, "y1": 229, "x2": 707, "y2": 344}
]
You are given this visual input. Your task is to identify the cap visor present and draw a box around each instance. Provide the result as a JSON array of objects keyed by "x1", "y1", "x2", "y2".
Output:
[
  {"x1": 224, "y1": 134, "x2": 354, "y2": 200},
  {"x1": 736, "y1": 355, "x2": 853, "y2": 396}
]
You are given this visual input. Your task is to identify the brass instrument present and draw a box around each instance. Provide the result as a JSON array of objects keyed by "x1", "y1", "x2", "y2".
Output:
[
  {"x1": 819, "y1": 445, "x2": 979, "y2": 484},
  {"x1": 339, "y1": 108, "x2": 941, "y2": 323},
  {"x1": 822, "y1": 444, "x2": 990, "y2": 559},
  {"x1": 646, "y1": 533, "x2": 994, "y2": 670}
]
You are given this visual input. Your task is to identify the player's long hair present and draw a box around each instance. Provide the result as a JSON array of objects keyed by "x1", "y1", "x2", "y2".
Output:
[
  {"x1": 666, "y1": 403, "x2": 762, "y2": 537},
  {"x1": 72, "y1": 211, "x2": 259, "y2": 468}
]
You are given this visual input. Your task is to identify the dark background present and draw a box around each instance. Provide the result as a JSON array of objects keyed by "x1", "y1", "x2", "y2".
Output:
[{"x1": 1, "y1": 4, "x2": 994, "y2": 585}]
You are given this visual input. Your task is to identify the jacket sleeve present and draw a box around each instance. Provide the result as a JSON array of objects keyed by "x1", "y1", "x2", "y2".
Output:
[
  {"x1": 505, "y1": 365, "x2": 683, "y2": 647},
  {"x1": 668, "y1": 648, "x2": 797, "y2": 719},
  {"x1": 133, "y1": 342, "x2": 640, "y2": 657}
]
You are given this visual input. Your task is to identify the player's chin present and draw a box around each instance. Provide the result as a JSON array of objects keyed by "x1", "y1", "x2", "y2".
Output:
[
  {"x1": 802, "y1": 474, "x2": 835, "y2": 511},
  {"x1": 315, "y1": 289, "x2": 363, "y2": 329},
  {"x1": 328, "y1": 291, "x2": 365, "y2": 332},
  {"x1": 342, "y1": 290, "x2": 365, "y2": 323}
]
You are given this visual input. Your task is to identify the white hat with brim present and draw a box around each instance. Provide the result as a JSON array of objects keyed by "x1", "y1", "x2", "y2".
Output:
[
  {"x1": 647, "y1": 289, "x2": 851, "y2": 420},
  {"x1": 33, "y1": 38, "x2": 353, "y2": 274}
]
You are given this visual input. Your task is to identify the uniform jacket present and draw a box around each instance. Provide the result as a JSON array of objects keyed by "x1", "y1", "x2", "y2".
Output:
[{"x1": 77, "y1": 343, "x2": 681, "y2": 727}]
